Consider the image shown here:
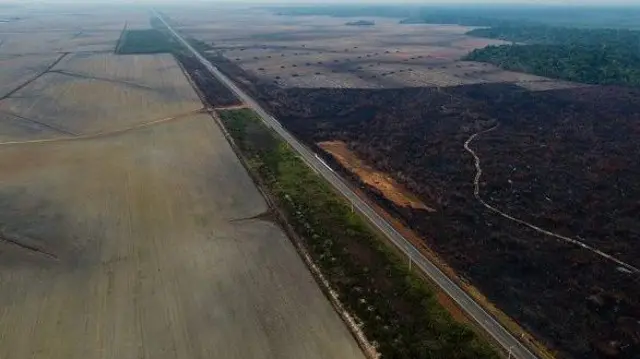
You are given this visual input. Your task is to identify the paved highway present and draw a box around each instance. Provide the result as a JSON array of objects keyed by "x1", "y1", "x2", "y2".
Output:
[{"x1": 154, "y1": 11, "x2": 538, "y2": 359}]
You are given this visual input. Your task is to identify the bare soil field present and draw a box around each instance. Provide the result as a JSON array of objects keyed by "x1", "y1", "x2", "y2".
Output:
[
  {"x1": 0, "y1": 53, "x2": 202, "y2": 136},
  {"x1": 0, "y1": 5, "x2": 365, "y2": 359},
  {"x1": 172, "y1": 6, "x2": 580, "y2": 91},
  {"x1": 0, "y1": 111, "x2": 66, "y2": 142},
  {"x1": 0, "y1": 114, "x2": 364, "y2": 359},
  {"x1": 0, "y1": 53, "x2": 63, "y2": 98},
  {"x1": 0, "y1": 4, "x2": 147, "y2": 55}
]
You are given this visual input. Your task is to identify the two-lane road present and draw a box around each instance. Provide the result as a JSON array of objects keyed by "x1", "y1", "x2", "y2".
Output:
[{"x1": 154, "y1": 11, "x2": 538, "y2": 359}]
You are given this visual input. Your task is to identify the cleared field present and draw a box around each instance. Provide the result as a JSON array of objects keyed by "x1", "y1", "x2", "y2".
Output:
[
  {"x1": 0, "y1": 53, "x2": 62, "y2": 98},
  {"x1": 170, "y1": 6, "x2": 581, "y2": 90},
  {"x1": 0, "y1": 5, "x2": 365, "y2": 357},
  {"x1": 0, "y1": 4, "x2": 147, "y2": 55},
  {"x1": 0, "y1": 113, "x2": 365, "y2": 359},
  {"x1": 0, "y1": 31, "x2": 119, "y2": 55},
  {"x1": 0, "y1": 111, "x2": 66, "y2": 142},
  {"x1": 0, "y1": 53, "x2": 203, "y2": 136}
]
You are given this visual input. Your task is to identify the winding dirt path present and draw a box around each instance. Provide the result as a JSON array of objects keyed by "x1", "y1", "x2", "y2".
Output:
[{"x1": 464, "y1": 125, "x2": 639, "y2": 274}]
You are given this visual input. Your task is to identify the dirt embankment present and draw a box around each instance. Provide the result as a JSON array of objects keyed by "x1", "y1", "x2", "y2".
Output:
[{"x1": 318, "y1": 140, "x2": 435, "y2": 212}]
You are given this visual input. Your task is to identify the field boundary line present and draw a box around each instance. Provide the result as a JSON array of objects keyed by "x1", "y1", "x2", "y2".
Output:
[
  {"x1": 0, "y1": 108, "x2": 205, "y2": 147},
  {"x1": 465, "y1": 126, "x2": 639, "y2": 274},
  {"x1": 0, "y1": 52, "x2": 69, "y2": 102},
  {"x1": 0, "y1": 232, "x2": 58, "y2": 260},
  {"x1": 0, "y1": 110, "x2": 78, "y2": 136},
  {"x1": 49, "y1": 70, "x2": 157, "y2": 92}
]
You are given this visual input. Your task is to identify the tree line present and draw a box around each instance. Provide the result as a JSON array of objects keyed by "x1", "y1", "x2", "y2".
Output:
[{"x1": 466, "y1": 26, "x2": 640, "y2": 87}]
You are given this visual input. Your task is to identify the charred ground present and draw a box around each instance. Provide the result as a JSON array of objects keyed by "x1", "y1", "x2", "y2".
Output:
[
  {"x1": 175, "y1": 53, "x2": 241, "y2": 108},
  {"x1": 207, "y1": 55, "x2": 640, "y2": 359}
]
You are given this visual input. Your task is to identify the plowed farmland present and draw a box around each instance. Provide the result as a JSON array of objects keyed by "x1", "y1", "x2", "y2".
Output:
[
  {"x1": 0, "y1": 54, "x2": 63, "y2": 98},
  {"x1": 0, "y1": 114, "x2": 364, "y2": 359},
  {"x1": 0, "y1": 5, "x2": 365, "y2": 358},
  {"x1": 0, "y1": 53, "x2": 202, "y2": 135}
]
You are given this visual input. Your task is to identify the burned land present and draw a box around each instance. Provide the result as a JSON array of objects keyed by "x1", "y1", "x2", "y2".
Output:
[
  {"x1": 175, "y1": 52, "x2": 241, "y2": 108},
  {"x1": 157, "y1": 5, "x2": 640, "y2": 358},
  {"x1": 206, "y1": 54, "x2": 640, "y2": 359}
]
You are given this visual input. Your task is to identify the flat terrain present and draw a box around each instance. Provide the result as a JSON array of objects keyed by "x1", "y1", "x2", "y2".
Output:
[
  {"x1": 0, "y1": 4, "x2": 365, "y2": 359},
  {"x1": 1, "y1": 53, "x2": 202, "y2": 135},
  {"x1": 0, "y1": 4, "x2": 147, "y2": 55},
  {"x1": 247, "y1": 84, "x2": 640, "y2": 359},
  {"x1": 0, "y1": 54, "x2": 63, "y2": 98},
  {"x1": 171, "y1": 6, "x2": 579, "y2": 91},
  {"x1": 172, "y1": 6, "x2": 640, "y2": 358},
  {"x1": 0, "y1": 114, "x2": 363, "y2": 359}
]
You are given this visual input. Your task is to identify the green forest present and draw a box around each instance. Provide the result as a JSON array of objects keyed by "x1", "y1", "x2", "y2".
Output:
[
  {"x1": 465, "y1": 42, "x2": 640, "y2": 87},
  {"x1": 465, "y1": 26, "x2": 640, "y2": 87},
  {"x1": 116, "y1": 29, "x2": 177, "y2": 54},
  {"x1": 273, "y1": 5, "x2": 640, "y2": 29},
  {"x1": 467, "y1": 25, "x2": 640, "y2": 46}
]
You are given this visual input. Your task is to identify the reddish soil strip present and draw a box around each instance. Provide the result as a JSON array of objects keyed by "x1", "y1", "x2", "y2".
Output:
[{"x1": 318, "y1": 140, "x2": 435, "y2": 212}]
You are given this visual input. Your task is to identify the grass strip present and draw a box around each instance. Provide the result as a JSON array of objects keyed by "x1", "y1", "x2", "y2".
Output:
[{"x1": 219, "y1": 108, "x2": 500, "y2": 359}]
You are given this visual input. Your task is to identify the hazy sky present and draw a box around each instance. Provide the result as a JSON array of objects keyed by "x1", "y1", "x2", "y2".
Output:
[
  {"x1": 2, "y1": 0, "x2": 639, "y2": 6},
  {"x1": 174, "y1": 0, "x2": 636, "y2": 4},
  {"x1": 178, "y1": 0, "x2": 637, "y2": 4},
  {"x1": 1, "y1": 0, "x2": 638, "y2": 4},
  {"x1": 235, "y1": 0, "x2": 637, "y2": 3}
]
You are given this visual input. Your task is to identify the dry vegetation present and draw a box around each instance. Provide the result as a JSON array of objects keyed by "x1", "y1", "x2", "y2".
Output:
[{"x1": 0, "y1": 5, "x2": 365, "y2": 359}]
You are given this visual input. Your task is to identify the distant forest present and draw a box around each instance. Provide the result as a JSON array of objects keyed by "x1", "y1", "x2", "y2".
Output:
[
  {"x1": 273, "y1": 5, "x2": 640, "y2": 87},
  {"x1": 272, "y1": 5, "x2": 640, "y2": 29},
  {"x1": 465, "y1": 26, "x2": 640, "y2": 87}
]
